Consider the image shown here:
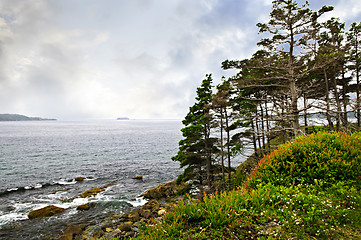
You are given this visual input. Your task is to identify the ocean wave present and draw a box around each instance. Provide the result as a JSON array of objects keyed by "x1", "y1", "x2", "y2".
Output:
[
  {"x1": 0, "y1": 212, "x2": 28, "y2": 226},
  {"x1": 0, "y1": 178, "x2": 82, "y2": 197},
  {"x1": 126, "y1": 197, "x2": 148, "y2": 207}
]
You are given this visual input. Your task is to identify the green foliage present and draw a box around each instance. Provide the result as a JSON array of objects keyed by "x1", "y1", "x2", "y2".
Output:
[
  {"x1": 176, "y1": 166, "x2": 191, "y2": 184},
  {"x1": 133, "y1": 132, "x2": 361, "y2": 240},
  {"x1": 307, "y1": 125, "x2": 331, "y2": 134},
  {"x1": 176, "y1": 184, "x2": 192, "y2": 196},
  {"x1": 134, "y1": 182, "x2": 361, "y2": 239},
  {"x1": 247, "y1": 132, "x2": 361, "y2": 190},
  {"x1": 172, "y1": 74, "x2": 216, "y2": 185}
]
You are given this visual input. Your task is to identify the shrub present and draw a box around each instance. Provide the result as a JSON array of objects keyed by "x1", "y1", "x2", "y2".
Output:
[
  {"x1": 247, "y1": 132, "x2": 361, "y2": 190},
  {"x1": 307, "y1": 125, "x2": 331, "y2": 134},
  {"x1": 134, "y1": 132, "x2": 361, "y2": 240}
]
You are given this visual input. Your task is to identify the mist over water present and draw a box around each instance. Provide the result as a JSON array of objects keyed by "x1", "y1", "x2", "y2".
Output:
[{"x1": 0, "y1": 120, "x2": 182, "y2": 239}]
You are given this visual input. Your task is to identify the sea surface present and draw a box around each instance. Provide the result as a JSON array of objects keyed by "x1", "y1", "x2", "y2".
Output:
[{"x1": 0, "y1": 120, "x2": 183, "y2": 239}]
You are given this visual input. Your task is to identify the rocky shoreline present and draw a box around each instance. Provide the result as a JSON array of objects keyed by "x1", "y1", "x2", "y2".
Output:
[{"x1": 31, "y1": 180, "x2": 189, "y2": 240}]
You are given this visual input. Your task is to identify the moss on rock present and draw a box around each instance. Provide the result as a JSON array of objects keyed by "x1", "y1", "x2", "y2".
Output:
[
  {"x1": 142, "y1": 181, "x2": 188, "y2": 200},
  {"x1": 77, "y1": 187, "x2": 105, "y2": 198},
  {"x1": 28, "y1": 205, "x2": 66, "y2": 219}
]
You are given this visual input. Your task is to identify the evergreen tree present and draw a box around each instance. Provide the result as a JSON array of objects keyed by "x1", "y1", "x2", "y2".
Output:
[
  {"x1": 212, "y1": 78, "x2": 243, "y2": 188},
  {"x1": 172, "y1": 74, "x2": 216, "y2": 188},
  {"x1": 256, "y1": 0, "x2": 333, "y2": 137},
  {"x1": 318, "y1": 18, "x2": 351, "y2": 131},
  {"x1": 348, "y1": 22, "x2": 361, "y2": 129}
]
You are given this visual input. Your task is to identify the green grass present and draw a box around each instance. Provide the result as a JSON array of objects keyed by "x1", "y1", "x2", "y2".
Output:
[
  {"x1": 133, "y1": 182, "x2": 361, "y2": 239},
  {"x1": 130, "y1": 132, "x2": 361, "y2": 239}
]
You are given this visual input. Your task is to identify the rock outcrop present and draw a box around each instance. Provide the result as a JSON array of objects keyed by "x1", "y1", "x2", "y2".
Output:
[
  {"x1": 77, "y1": 187, "x2": 105, "y2": 198},
  {"x1": 28, "y1": 205, "x2": 66, "y2": 219},
  {"x1": 142, "y1": 180, "x2": 187, "y2": 200},
  {"x1": 74, "y1": 177, "x2": 86, "y2": 182},
  {"x1": 76, "y1": 204, "x2": 91, "y2": 211},
  {"x1": 71, "y1": 198, "x2": 169, "y2": 239},
  {"x1": 132, "y1": 176, "x2": 143, "y2": 180},
  {"x1": 60, "y1": 180, "x2": 183, "y2": 239}
]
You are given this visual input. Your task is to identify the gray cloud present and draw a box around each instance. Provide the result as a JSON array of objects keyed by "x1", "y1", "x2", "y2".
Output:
[{"x1": 0, "y1": 0, "x2": 360, "y2": 120}]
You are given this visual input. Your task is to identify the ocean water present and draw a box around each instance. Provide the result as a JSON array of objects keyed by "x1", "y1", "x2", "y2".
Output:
[{"x1": 0, "y1": 120, "x2": 183, "y2": 239}]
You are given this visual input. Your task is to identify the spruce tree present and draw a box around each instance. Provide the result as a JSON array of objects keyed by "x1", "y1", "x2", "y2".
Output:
[
  {"x1": 348, "y1": 22, "x2": 361, "y2": 129},
  {"x1": 172, "y1": 74, "x2": 216, "y2": 188},
  {"x1": 256, "y1": 0, "x2": 333, "y2": 137}
]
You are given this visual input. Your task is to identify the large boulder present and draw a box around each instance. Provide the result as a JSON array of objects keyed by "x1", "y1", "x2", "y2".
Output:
[
  {"x1": 118, "y1": 222, "x2": 132, "y2": 232},
  {"x1": 76, "y1": 204, "x2": 92, "y2": 211},
  {"x1": 77, "y1": 187, "x2": 105, "y2": 198},
  {"x1": 132, "y1": 176, "x2": 143, "y2": 180},
  {"x1": 65, "y1": 224, "x2": 84, "y2": 235},
  {"x1": 141, "y1": 181, "x2": 187, "y2": 200},
  {"x1": 57, "y1": 233, "x2": 73, "y2": 240},
  {"x1": 74, "y1": 176, "x2": 86, "y2": 182},
  {"x1": 28, "y1": 205, "x2": 66, "y2": 219}
]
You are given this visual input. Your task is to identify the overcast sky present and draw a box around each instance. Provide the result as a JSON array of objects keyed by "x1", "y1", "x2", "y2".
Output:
[{"x1": 0, "y1": 0, "x2": 361, "y2": 120}]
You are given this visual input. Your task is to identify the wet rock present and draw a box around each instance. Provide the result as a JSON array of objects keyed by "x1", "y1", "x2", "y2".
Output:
[
  {"x1": 142, "y1": 180, "x2": 187, "y2": 200},
  {"x1": 143, "y1": 199, "x2": 160, "y2": 210},
  {"x1": 28, "y1": 205, "x2": 66, "y2": 219},
  {"x1": 124, "y1": 199, "x2": 162, "y2": 222},
  {"x1": 65, "y1": 224, "x2": 83, "y2": 235},
  {"x1": 118, "y1": 222, "x2": 132, "y2": 232},
  {"x1": 75, "y1": 177, "x2": 86, "y2": 182},
  {"x1": 57, "y1": 232, "x2": 73, "y2": 240},
  {"x1": 77, "y1": 187, "x2": 105, "y2": 198},
  {"x1": 132, "y1": 176, "x2": 143, "y2": 180},
  {"x1": 76, "y1": 225, "x2": 104, "y2": 240},
  {"x1": 104, "y1": 228, "x2": 122, "y2": 239},
  {"x1": 140, "y1": 209, "x2": 152, "y2": 218},
  {"x1": 74, "y1": 226, "x2": 96, "y2": 240},
  {"x1": 76, "y1": 204, "x2": 90, "y2": 211},
  {"x1": 128, "y1": 210, "x2": 141, "y2": 222}
]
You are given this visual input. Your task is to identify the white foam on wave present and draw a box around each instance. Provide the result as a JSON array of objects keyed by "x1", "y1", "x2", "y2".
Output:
[
  {"x1": 0, "y1": 202, "x2": 45, "y2": 226},
  {"x1": 57, "y1": 179, "x2": 77, "y2": 185},
  {"x1": 0, "y1": 182, "x2": 141, "y2": 228},
  {"x1": 126, "y1": 197, "x2": 148, "y2": 207},
  {"x1": 55, "y1": 197, "x2": 89, "y2": 209},
  {"x1": 92, "y1": 192, "x2": 111, "y2": 201},
  {"x1": 7, "y1": 188, "x2": 18, "y2": 192},
  {"x1": 0, "y1": 212, "x2": 28, "y2": 226}
]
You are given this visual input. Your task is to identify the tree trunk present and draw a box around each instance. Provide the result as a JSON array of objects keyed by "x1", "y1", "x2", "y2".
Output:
[
  {"x1": 356, "y1": 49, "x2": 360, "y2": 129},
  {"x1": 251, "y1": 118, "x2": 259, "y2": 161},
  {"x1": 333, "y1": 76, "x2": 342, "y2": 131},
  {"x1": 204, "y1": 122, "x2": 212, "y2": 188},
  {"x1": 220, "y1": 108, "x2": 225, "y2": 184},
  {"x1": 341, "y1": 70, "x2": 348, "y2": 131},
  {"x1": 264, "y1": 101, "x2": 271, "y2": 154},
  {"x1": 324, "y1": 69, "x2": 334, "y2": 130},
  {"x1": 255, "y1": 108, "x2": 263, "y2": 157},
  {"x1": 357, "y1": 65, "x2": 361, "y2": 130},
  {"x1": 259, "y1": 103, "x2": 266, "y2": 153},
  {"x1": 288, "y1": 23, "x2": 300, "y2": 138},
  {"x1": 303, "y1": 92, "x2": 309, "y2": 135},
  {"x1": 225, "y1": 111, "x2": 231, "y2": 189},
  {"x1": 280, "y1": 95, "x2": 287, "y2": 143}
]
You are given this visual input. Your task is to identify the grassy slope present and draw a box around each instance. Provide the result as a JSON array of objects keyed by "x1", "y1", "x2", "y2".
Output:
[{"x1": 129, "y1": 132, "x2": 361, "y2": 240}]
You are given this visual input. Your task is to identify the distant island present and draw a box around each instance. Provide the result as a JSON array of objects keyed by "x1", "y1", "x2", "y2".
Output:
[
  {"x1": 0, "y1": 114, "x2": 56, "y2": 121},
  {"x1": 116, "y1": 117, "x2": 130, "y2": 120}
]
